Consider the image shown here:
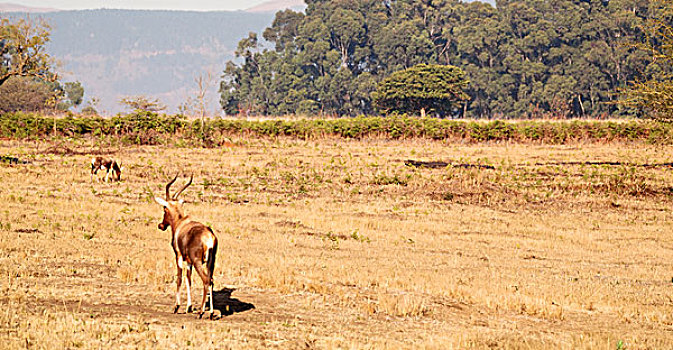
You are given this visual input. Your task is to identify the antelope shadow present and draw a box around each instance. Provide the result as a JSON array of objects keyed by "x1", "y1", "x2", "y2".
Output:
[{"x1": 212, "y1": 287, "x2": 255, "y2": 317}]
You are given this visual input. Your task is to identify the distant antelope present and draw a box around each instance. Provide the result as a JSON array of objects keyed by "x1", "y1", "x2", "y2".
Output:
[
  {"x1": 90, "y1": 156, "x2": 122, "y2": 182},
  {"x1": 154, "y1": 174, "x2": 218, "y2": 319}
]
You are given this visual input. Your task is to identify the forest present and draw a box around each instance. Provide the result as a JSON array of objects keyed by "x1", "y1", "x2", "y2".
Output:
[{"x1": 221, "y1": 0, "x2": 663, "y2": 118}]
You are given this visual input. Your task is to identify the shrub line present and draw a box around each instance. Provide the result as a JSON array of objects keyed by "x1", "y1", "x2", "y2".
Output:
[{"x1": 1, "y1": 112, "x2": 671, "y2": 145}]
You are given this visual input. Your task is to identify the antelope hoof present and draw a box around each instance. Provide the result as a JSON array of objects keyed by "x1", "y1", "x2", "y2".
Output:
[
  {"x1": 173, "y1": 305, "x2": 179, "y2": 314},
  {"x1": 186, "y1": 305, "x2": 193, "y2": 314},
  {"x1": 198, "y1": 312, "x2": 204, "y2": 319}
]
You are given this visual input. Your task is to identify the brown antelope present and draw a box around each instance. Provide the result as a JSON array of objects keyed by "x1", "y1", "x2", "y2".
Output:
[
  {"x1": 154, "y1": 174, "x2": 218, "y2": 319},
  {"x1": 90, "y1": 156, "x2": 122, "y2": 182}
]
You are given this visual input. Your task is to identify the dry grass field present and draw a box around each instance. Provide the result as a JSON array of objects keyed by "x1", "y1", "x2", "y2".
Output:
[{"x1": 1, "y1": 136, "x2": 673, "y2": 349}]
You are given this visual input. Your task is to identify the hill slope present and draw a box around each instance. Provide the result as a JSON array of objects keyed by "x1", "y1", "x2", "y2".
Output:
[
  {"x1": 0, "y1": 2, "x2": 58, "y2": 12},
  {"x1": 8, "y1": 9, "x2": 275, "y2": 114},
  {"x1": 246, "y1": 0, "x2": 306, "y2": 12}
]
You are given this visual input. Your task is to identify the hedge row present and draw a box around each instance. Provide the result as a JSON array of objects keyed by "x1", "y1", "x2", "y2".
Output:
[{"x1": 1, "y1": 112, "x2": 672, "y2": 144}]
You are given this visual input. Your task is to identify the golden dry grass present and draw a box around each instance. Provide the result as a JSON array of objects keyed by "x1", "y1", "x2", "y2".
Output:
[{"x1": 1, "y1": 137, "x2": 673, "y2": 349}]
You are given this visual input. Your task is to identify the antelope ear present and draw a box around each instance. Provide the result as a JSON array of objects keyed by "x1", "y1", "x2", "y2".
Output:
[{"x1": 154, "y1": 197, "x2": 170, "y2": 207}]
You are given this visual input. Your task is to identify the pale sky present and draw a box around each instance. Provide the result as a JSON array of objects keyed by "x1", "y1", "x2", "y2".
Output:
[{"x1": 9, "y1": 0, "x2": 270, "y2": 11}]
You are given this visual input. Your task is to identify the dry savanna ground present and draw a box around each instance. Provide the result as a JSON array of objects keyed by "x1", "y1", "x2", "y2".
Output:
[{"x1": 1, "y1": 136, "x2": 673, "y2": 349}]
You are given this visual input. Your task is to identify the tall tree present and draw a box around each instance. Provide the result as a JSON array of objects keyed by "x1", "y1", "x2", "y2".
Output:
[
  {"x1": 56, "y1": 81, "x2": 85, "y2": 111},
  {"x1": 0, "y1": 17, "x2": 56, "y2": 87},
  {"x1": 620, "y1": 0, "x2": 673, "y2": 120}
]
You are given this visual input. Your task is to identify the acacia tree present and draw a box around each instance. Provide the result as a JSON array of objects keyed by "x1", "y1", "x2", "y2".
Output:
[
  {"x1": 372, "y1": 64, "x2": 469, "y2": 117},
  {"x1": 620, "y1": 0, "x2": 673, "y2": 120},
  {"x1": 120, "y1": 95, "x2": 166, "y2": 113},
  {"x1": 0, "y1": 17, "x2": 56, "y2": 87}
]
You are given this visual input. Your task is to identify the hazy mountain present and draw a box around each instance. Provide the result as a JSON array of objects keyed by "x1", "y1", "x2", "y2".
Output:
[
  {"x1": 0, "y1": 3, "x2": 59, "y2": 13},
  {"x1": 4, "y1": 8, "x2": 276, "y2": 114},
  {"x1": 246, "y1": 0, "x2": 306, "y2": 13}
]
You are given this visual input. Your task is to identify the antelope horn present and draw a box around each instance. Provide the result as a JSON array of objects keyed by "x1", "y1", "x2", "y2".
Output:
[
  {"x1": 165, "y1": 173, "x2": 178, "y2": 199},
  {"x1": 172, "y1": 174, "x2": 193, "y2": 200}
]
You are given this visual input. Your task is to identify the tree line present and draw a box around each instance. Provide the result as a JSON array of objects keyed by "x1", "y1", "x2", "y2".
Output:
[{"x1": 221, "y1": 0, "x2": 669, "y2": 118}]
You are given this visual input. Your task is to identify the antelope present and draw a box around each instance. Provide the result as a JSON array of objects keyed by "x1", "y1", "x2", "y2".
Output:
[
  {"x1": 90, "y1": 156, "x2": 122, "y2": 182},
  {"x1": 154, "y1": 174, "x2": 218, "y2": 319}
]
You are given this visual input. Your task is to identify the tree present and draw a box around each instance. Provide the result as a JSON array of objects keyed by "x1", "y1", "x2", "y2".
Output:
[
  {"x1": 120, "y1": 95, "x2": 166, "y2": 113},
  {"x1": 619, "y1": 0, "x2": 673, "y2": 120},
  {"x1": 263, "y1": 9, "x2": 304, "y2": 52},
  {"x1": 81, "y1": 97, "x2": 100, "y2": 116},
  {"x1": 64, "y1": 81, "x2": 84, "y2": 107},
  {"x1": 372, "y1": 64, "x2": 469, "y2": 117},
  {"x1": 0, "y1": 76, "x2": 53, "y2": 113},
  {"x1": 56, "y1": 81, "x2": 85, "y2": 111},
  {"x1": 0, "y1": 17, "x2": 56, "y2": 87},
  {"x1": 220, "y1": 32, "x2": 271, "y2": 116}
]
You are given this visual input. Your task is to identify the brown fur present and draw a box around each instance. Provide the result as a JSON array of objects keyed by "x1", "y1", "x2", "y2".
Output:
[
  {"x1": 91, "y1": 156, "x2": 122, "y2": 182},
  {"x1": 156, "y1": 175, "x2": 218, "y2": 319}
]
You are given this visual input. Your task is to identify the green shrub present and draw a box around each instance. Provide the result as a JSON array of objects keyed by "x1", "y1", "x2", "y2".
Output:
[{"x1": 1, "y1": 112, "x2": 671, "y2": 145}]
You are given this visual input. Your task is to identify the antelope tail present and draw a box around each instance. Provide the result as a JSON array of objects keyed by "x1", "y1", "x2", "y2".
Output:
[{"x1": 207, "y1": 238, "x2": 217, "y2": 287}]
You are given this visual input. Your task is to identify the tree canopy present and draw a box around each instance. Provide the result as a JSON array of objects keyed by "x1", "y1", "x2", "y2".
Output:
[
  {"x1": 372, "y1": 64, "x2": 469, "y2": 117},
  {"x1": 120, "y1": 95, "x2": 167, "y2": 113},
  {"x1": 0, "y1": 17, "x2": 88, "y2": 113},
  {"x1": 222, "y1": 0, "x2": 661, "y2": 118},
  {"x1": 0, "y1": 17, "x2": 56, "y2": 87},
  {"x1": 0, "y1": 76, "x2": 53, "y2": 113},
  {"x1": 619, "y1": 0, "x2": 673, "y2": 121}
]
